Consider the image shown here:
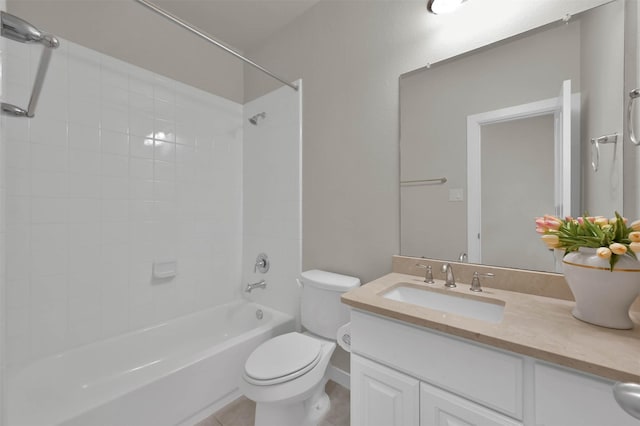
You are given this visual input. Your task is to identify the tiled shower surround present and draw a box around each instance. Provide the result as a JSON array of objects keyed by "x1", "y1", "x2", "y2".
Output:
[{"x1": 3, "y1": 39, "x2": 244, "y2": 368}]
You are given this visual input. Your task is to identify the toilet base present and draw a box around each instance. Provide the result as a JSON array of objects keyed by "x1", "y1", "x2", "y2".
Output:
[{"x1": 255, "y1": 381, "x2": 331, "y2": 426}]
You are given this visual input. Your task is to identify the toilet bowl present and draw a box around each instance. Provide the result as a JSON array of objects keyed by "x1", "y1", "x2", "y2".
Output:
[
  {"x1": 240, "y1": 332, "x2": 336, "y2": 426},
  {"x1": 240, "y1": 270, "x2": 360, "y2": 426}
]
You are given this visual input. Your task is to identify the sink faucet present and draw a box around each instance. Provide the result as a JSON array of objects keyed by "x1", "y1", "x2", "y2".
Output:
[
  {"x1": 441, "y1": 263, "x2": 456, "y2": 288},
  {"x1": 245, "y1": 280, "x2": 267, "y2": 293}
]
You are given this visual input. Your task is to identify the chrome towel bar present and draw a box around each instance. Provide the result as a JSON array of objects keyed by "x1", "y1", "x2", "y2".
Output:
[
  {"x1": 400, "y1": 177, "x2": 447, "y2": 185},
  {"x1": 0, "y1": 11, "x2": 59, "y2": 118}
]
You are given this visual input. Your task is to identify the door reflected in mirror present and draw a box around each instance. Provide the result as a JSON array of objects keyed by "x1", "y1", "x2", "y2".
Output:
[{"x1": 399, "y1": 0, "x2": 625, "y2": 272}]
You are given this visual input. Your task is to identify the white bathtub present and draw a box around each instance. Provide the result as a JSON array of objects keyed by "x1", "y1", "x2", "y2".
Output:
[{"x1": 7, "y1": 300, "x2": 295, "y2": 426}]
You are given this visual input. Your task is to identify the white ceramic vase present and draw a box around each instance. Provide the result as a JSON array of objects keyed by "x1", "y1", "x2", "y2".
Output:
[{"x1": 562, "y1": 247, "x2": 640, "y2": 329}]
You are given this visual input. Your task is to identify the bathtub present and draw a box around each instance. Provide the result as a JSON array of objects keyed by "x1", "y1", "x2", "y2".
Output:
[{"x1": 7, "y1": 300, "x2": 295, "y2": 426}]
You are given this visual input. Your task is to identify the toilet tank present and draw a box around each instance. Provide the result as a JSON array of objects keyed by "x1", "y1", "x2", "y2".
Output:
[{"x1": 300, "y1": 270, "x2": 360, "y2": 339}]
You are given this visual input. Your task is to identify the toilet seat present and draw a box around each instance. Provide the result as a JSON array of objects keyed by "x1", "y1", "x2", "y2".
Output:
[{"x1": 244, "y1": 332, "x2": 323, "y2": 386}]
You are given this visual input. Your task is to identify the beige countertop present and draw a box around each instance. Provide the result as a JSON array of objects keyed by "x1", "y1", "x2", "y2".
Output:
[{"x1": 342, "y1": 271, "x2": 640, "y2": 383}]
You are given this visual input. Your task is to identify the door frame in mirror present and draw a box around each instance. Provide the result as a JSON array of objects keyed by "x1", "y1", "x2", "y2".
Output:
[{"x1": 466, "y1": 83, "x2": 580, "y2": 265}]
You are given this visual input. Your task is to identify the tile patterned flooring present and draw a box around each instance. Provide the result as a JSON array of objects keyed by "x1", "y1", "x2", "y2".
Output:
[{"x1": 195, "y1": 381, "x2": 350, "y2": 426}]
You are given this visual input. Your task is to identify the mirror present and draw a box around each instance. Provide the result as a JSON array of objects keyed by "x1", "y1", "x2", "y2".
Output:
[{"x1": 400, "y1": 0, "x2": 628, "y2": 272}]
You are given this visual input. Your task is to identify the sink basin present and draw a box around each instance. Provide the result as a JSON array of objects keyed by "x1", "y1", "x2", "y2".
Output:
[{"x1": 381, "y1": 284, "x2": 504, "y2": 323}]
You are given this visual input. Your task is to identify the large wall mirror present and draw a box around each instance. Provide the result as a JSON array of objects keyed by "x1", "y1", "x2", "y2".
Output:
[{"x1": 400, "y1": 0, "x2": 635, "y2": 273}]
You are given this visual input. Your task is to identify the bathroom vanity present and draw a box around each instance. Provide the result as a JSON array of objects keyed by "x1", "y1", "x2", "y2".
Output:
[{"x1": 342, "y1": 257, "x2": 640, "y2": 426}]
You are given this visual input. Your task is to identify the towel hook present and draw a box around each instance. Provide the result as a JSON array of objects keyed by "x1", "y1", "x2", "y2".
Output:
[{"x1": 590, "y1": 133, "x2": 618, "y2": 172}]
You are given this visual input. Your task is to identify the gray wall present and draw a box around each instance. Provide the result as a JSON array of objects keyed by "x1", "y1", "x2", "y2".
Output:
[
  {"x1": 580, "y1": 0, "x2": 625, "y2": 214},
  {"x1": 6, "y1": 0, "x2": 244, "y2": 103}
]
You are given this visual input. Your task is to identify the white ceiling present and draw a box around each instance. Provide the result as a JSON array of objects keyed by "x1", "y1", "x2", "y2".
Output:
[{"x1": 153, "y1": 0, "x2": 323, "y2": 52}]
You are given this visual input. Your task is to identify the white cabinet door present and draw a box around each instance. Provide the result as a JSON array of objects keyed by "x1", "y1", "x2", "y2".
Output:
[
  {"x1": 351, "y1": 354, "x2": 420, "y2": 426},
  {"x1": 420, "y1": 382, "x2": 523, "y2": 426},
  {"x1": 534, "y1": 362, "x2": 639, "y2": 426}
]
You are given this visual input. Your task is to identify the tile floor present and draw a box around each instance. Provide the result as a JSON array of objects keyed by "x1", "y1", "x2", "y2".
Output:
[{"x1": 196, "y1": 381, "x2": 350, "y2": 426}]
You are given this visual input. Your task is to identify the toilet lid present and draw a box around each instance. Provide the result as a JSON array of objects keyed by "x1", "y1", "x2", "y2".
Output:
[{"x1": 244, "y1": 332, "x2": 322, "y2": 384}]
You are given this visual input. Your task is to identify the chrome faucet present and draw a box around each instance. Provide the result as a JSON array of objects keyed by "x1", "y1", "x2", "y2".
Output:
[
  {"x1": 441, "y1": 263, "x2": 456, "y2": 288},
  {"x1": 245, "y1": 280, "x2": 267, "y2": 293}
]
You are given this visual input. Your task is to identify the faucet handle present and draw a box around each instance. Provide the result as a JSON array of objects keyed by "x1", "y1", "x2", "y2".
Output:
[
  {"x1": 416, "y1": 264, "x2": 435, "y2": 284},
  {"x1": 470, "y1": 272, "x2": 494, "y2": 292},
  {"x1": 254, "y1": 253, "x2": 270, "y2": 273}
]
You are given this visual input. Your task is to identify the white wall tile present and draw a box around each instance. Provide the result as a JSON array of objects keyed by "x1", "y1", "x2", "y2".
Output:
[
  {"x1": 129, "y1": 112, "x2": 154, "y2": 138},
  {"x1": 101, "y1": 130, "x2": 129, "y2": 156},
  {"x1": 102, "y1": 176, "x2": 129, "y2": 200},
  {"x1": 67, "y1": 198, "x2": 100, "y2": 223},
  {"x1": 154, "y1": 141, "x2": 175, "y2": 162},
  {"x1": 242, "y1": 83, "x2": 301, "y2": 321},
  {"x1": 101, "y1": 105, "x2": 128, "y2": 134},
  {"x1": 5, "y1": 116, "x2": 29, "y2": 143},
  {"x1": 69, "y1": 98, "x2": 101, "y2": 128},
  {"x1": 31, "y1": 171, "x2": 68, "y2": 197},
  {"x1": 4, "y1": 38, "x2": 244, "y2": 367},
  {"x1": 29, "y1": 117, "x2": 67, "y2": 146},
  {"x1": 68, "y1": 123, "x2": 100, "y2": 152},
  {"x1": 31, "y1": 143, "x2": 67, "y2": 173},
  {"x1": 130, "y1": 136, "x2": 154, "y2": 159},
  {"x1": 101, "y1": 153, "x2": 129, "y2": 178},
  {"x1": 6, "y1": 139, "x2": 30, "y2": 170},
  {"x1": 130, "y1": 157, "x2": 154, "y2": 180}
]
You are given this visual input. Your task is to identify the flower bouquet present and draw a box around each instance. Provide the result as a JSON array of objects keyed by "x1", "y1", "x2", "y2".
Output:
[
  {"x1": 535, "y1": 212, "x2": 640, "y2": 271},
  {"x1": 536, "y1": 213, "x2": 640, "y2": 328}
]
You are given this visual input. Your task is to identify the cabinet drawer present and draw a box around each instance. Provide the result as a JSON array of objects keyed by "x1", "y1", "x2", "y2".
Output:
[
  {"x1": 421, "y1": 382, "x2": 523, "y2": 426},
  {"x1": 351, "y1": 310, "x2": 524, "y2": 419}
]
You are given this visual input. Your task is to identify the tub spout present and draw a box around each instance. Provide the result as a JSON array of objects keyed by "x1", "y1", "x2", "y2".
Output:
[{"x1": 246, "y1": 280, "x2": 267, "y2": 293}]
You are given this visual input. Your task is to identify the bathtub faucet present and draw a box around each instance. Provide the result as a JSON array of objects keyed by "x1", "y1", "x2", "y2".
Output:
[{"x1": 245, "y1": 280, "x2": 267, "y2": 293}]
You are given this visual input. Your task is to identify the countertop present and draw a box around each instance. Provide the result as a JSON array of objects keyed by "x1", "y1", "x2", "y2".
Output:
[{"x1": 341, "y1": 271, "x2": 640, "y2": 383}]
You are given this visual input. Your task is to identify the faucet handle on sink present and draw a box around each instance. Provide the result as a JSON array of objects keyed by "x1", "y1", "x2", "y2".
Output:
[
  {"x1": 416, "y1": 264, "x2": 435, "y2": 284},
  {"x1": 470, "y1": 272, "x2": 494, "y2": 292}
]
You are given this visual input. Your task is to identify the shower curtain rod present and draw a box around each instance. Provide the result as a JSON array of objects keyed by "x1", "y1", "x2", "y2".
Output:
[{"x1": 133, "y1": 0, "x2": 299, "y2": 92}]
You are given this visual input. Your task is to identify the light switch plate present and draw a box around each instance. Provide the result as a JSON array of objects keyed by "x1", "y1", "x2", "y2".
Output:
[{"x1": 449, "y1": 188, "x2": 463, "y2": 201}]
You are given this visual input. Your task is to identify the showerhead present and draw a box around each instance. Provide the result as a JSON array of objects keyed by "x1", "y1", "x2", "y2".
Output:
[
  {"x1": 1, "y1": 11, "x2": 59, "y2": 48},
  {"x1": 249, "y1": 112, "x2": 266, "y2": 125}
]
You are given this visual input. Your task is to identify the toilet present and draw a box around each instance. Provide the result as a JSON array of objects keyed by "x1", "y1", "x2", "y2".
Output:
[{"x1": 240, "y1": 269, "x2": 360, "y2": 426}]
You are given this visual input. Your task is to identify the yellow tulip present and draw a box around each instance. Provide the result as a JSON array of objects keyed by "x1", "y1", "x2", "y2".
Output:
[
  {"x1": 631, "y1": 219, "x2": 640, "y2": 231},
  {"x1": 541, "y1": 234, "x2": 559, "y2": 248},
  {"x1": 630, "y1": 242, "x2": 640, "y2": 253},
  {"x1": 630, "y1": 232, "x2": 640, "y2": 243},
  {"x1": 610, "y1": 243, "x2": 627, "y2": 255},
  {"x1": 594, "y1": 217, "x2": 608, "y2": 227},
  {"x1": 597, "y1": 247, "x2": 612, "y2": 259}
]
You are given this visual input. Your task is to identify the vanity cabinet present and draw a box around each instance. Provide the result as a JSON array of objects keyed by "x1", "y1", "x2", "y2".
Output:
[{"x1": 350, "y1": 310, "x2": 638, "y2": 426}]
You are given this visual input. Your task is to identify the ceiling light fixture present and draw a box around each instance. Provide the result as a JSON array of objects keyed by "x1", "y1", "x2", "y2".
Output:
[{"x1": 427, "y1": 0, "x2": 467, "y2": 15}]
